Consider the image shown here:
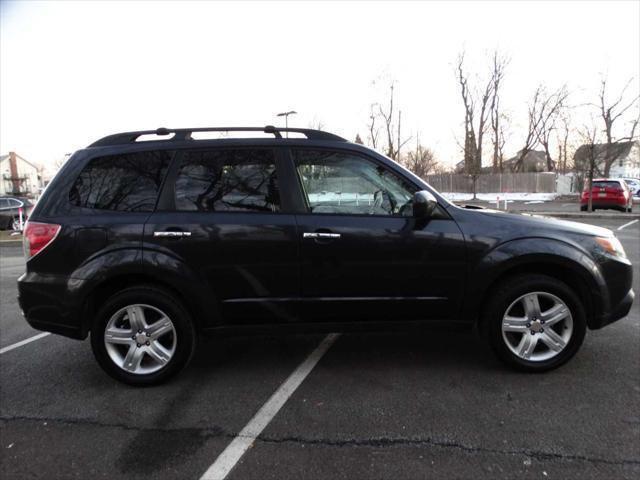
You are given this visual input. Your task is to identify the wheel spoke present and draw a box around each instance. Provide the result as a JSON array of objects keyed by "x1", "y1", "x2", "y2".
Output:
[
  {"x1": 516, "y1": 333, "x2": 538, "y2": 359},
  {"x1": 539, "y1": 328, "x2": 567, "y2": 352},
  {"x1": 146, "y1": 342, "x2": 171, "y2": 366},
  {"x1": 122, "y1": 345, "x2": 145, "y2": 372},
  {"x1": 147, "y1": 317, "x2": 173, "y2": 340},
  {"x1": 502, "y1": 315, "x2": 529, "y2": 332},
  {"x1": 522, "y1": 293, "x2": 542, "y2": 319},
  {"x1": 105, "y1": 327, "x2": 134, "y2": 346},
  {"x1": 541, "y1": 303, "x2": 570, "y2": 326},
  {"x1": 126, "y1": 306, "x2": 146, "y2": 331}
]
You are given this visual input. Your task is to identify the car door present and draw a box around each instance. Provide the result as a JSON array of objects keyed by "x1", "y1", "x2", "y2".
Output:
[
  {"x1": 143, "y1": 146, "x2": 300, "y2": 326},
  {"x1": 290, "y1": 147, "x2": 466, "y2": 323}
]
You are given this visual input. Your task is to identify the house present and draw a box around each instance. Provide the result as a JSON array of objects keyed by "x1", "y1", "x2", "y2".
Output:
[
  {"x1": 502, "y1": 150, "x2": 554, "y2": 173},
  {"x1": 573, "y1": 141, "x2": 640, "y2": 178},
  {"x1": 454, "y1": 149, "x2": 553, "y2": 174},
  {"x1": 0, "y1": 152, "x2": 43, "y2": 197}
]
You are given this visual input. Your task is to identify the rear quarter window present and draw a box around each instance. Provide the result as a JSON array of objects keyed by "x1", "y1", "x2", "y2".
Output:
[{"x1": 69, "y1": 150, "x2": 172, "y2": 212}]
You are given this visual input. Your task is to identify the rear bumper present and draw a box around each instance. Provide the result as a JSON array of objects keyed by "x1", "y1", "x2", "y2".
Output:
[
  {"x1": 581, "y1": 198, "x2": 628, "y2": 209},
  {"x1": 17, "y1": 272, "x2": 87, "y2": 340}
]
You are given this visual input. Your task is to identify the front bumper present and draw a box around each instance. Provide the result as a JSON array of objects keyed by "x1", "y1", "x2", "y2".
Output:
[{"x1": 594, "y1": 288, "x2": 635, "y2": 329}]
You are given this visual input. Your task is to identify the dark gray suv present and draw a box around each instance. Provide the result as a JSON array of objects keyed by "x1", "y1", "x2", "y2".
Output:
[{"x1": 17, "y1": 126, "x2": 634, "y2": 385}]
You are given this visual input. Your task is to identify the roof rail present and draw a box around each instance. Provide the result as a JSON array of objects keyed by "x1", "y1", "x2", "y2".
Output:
[{"x1": 89, "y1": 125, "x2": 346, "y2": 147}]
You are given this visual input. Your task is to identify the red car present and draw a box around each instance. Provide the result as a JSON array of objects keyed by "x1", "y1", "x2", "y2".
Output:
[{"x1": 580, "y1": 178, "x2": 633, "y2": 212}]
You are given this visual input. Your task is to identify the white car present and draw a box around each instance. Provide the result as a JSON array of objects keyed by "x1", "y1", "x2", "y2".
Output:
[{"x1": 623, "y1": 178, "x2": 640, "y2": 197}]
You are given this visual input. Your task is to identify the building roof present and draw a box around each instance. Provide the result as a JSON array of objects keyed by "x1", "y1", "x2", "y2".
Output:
[
  {"x1": 0, "y1": 152, "x2": 43, "y2": 172},
  {"x1": 573, "y1": 140, "x2": 639, "y2": 168}
]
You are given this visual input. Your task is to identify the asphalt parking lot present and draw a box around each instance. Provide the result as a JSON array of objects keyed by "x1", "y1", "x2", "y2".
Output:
[{"x1": 1, "y1": 217, "x2": 639, "y2": 480}]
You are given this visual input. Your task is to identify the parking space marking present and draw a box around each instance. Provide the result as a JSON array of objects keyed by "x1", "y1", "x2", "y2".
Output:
[
  {"x1": 618, "y1": 219, "x2": 639, "y2": 230},
  {"x1": 0, "y1": 332, "x2": 50, "y2": 354},
  {"x1": 200, "y1": 333, "x2": 340, "y2": 480}
]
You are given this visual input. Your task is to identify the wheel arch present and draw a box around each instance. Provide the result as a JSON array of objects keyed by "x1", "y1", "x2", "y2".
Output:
[
  {"x1": 80, "y1": 271, "x2": 215, "y2": 338},
  {"x1": 467, "y1": 239, "x2": 607, "y2": 332}
]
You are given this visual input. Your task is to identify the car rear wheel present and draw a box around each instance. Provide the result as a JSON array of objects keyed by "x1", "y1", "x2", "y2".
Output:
[
  {"x1": 90, "y1": 285, "x2": 196, "y2": 386},
  {"x1": 483, "y1": 274, "x2": 586, "y2": 372}
]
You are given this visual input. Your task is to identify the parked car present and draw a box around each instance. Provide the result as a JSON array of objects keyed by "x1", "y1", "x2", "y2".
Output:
[
  {"x1": 580, "y1": 179, "x2": 633, "y2": 212},
  {"x1": 623, "y1": 178, "x2": 640, "y2": 197},
  {"x1": 18, "y1": 126, "x2": 634, "y2": 385},
  {"x1": 0, "y1": 196, "x2": 33, "y2": 230}
]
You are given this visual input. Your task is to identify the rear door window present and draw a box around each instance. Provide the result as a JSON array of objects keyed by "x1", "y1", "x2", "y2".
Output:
[
  {"x1": 174, "y1": 149, "x2": 280, "y2": 212},
  {"x1": 69, "y1": 150, "x2": 172, "y2": 212}
]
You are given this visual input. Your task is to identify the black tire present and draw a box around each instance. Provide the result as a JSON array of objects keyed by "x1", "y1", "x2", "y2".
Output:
[
  {"x1": 482, "y1": 274, "x2": 586, "y2": 372},
  {"x1": 580, "y1": 205, "x2": 587, "y2": 212},
  {"x1": 90, "y1": 285, "x2": 196, "y2": 386}
]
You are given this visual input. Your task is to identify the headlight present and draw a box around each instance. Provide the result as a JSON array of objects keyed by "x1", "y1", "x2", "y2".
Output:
[{"x1": 595, "y1": 236, "x2": 627, "y2": 260}]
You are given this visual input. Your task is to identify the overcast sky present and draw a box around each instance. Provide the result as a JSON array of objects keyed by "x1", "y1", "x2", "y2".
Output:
[{"x1": 1, "y1": 0, "x2": 639, "y2": 171}]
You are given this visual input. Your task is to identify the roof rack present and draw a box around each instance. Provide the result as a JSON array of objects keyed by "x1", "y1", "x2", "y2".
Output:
[{"x1": 89, "y1": 125, "x2": 346, "y2": 147}]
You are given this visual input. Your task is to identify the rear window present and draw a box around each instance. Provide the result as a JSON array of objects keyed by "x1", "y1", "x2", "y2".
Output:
[
  {"x1": 69, "y1": 150, "x2": 171, "y2": 212},
  {"x1": 592, "y1": 181, "x2": 623, "y2": 190},
  {"x1": 174, "y1": 149, "x2": 280, "y2": 212}
]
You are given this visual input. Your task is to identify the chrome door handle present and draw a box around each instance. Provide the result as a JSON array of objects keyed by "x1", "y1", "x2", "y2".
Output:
[
  {"x1": 303, "y1": 232, "x2": 341, "y2": 239},
  {"x1": 153, "y1": 231, "x2": 192, "y2": 237}
]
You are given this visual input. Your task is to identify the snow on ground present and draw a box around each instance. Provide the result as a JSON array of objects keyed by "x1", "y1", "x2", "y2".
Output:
[{"x1": 441, "y1": 192, "x2": 560, "y2": 203}]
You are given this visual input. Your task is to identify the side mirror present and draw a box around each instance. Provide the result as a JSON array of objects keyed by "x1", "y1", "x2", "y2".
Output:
[{"x1": 413, "y1": 190, "x2": 438, "y2": 219}]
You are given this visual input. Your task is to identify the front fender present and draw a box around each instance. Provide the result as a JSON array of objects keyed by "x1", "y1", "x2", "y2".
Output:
[{"x1": 463, "y1": 237, "x2": 607, "y2": 322}]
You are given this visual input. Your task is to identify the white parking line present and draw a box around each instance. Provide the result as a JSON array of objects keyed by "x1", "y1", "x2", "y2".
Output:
[
  {"x1": 618, "y1": 219, "x2": 639, "y2": 230},
  {"x1": 200, "y1": 333, "x2": 340, "y2": 480},
  {"x1": 0, "y1": 332, "x2": 50, "y2": 354}
]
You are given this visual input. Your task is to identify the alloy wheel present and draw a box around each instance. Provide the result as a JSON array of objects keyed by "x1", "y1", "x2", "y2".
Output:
[
  {"x1": 501, "y1": 292, "x2": 573, "y2": 362},
  {"x1": 103, "y1": 304, "x2": 177, "y2": 374}
]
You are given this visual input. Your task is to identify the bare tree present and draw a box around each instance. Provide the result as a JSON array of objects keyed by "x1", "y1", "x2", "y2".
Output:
[
  {"x1": 489, "y1": 52, "x2": 508, "y2": 173},
  {"x1": 376, "y1": 84, "x2": 411, "y2": 160},
  {"x1": 456, "y1": 50, "x2": 506, "y2": 194},
  {"x1": 354, "y1": 134, "x2": 364, "y2": 144},
  {"x1": 596, "y1": 76, "x2": 640, "y2": 176},
  {"x1": 307, "y1": 118, "x2": 325, "y2": 131},
  {"x1": 367, "y1": 104, "x2": 379, "y2": 149},
  {"x1": 401, "y1": 137, "x2": 442, "y2": 179},
  {"x1": 515, "y1": 84, "x2": 567, "y2": 172},
  {"x1": 578, "y1": 119, "x2": 600, "y2": 212},
  {"x1": 535, "y1": 86, "x2": 568, "y2": 171},
  {"x1": 555, "y1": 112, "x2": 571, "y2": 174}
]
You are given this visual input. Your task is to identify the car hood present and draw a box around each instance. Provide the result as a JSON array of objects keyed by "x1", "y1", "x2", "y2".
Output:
[{"x1": 458, "y1": 206, "x2": 614, "y2": 238}]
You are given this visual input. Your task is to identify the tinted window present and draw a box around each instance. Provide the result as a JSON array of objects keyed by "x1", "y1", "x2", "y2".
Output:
[
  {"x1": 174, "y1": 149, "x2": 279, "y2": 212},
  {"x1": 293, "y1": 150, "x2": 415, "y2": 216},
  {"x1": 0, "y1": 199, "x2": 9, "y2": 208},
  {"x1": 70, "y1": 151, "x2": 171, "y2": 212}
]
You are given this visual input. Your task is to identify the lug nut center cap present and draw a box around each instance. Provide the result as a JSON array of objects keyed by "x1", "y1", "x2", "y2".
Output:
[
  {"x1": 530, "y1": 320, "x2": 543, "y2": 333},
  {"x1": 135, "y1": 333, "x2": 148, "y2": 344}
]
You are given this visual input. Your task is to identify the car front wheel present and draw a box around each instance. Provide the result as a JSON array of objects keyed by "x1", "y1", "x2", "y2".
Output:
[
  {"x1": 90, "y1": 285, "x2": 196, "y2": 386},
  {"x1": 483, "y1": 274, "x2": 586, "y2": 372}
]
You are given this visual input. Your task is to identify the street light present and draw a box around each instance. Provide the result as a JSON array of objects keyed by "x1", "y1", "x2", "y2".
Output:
[{"x1": 276, "y1": 110, "x2": 297, "y2": 137}]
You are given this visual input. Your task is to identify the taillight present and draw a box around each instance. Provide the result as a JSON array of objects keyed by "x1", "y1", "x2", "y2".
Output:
[{"x1": 23, "y1": 221, "x2": 61, "y2": 261}]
